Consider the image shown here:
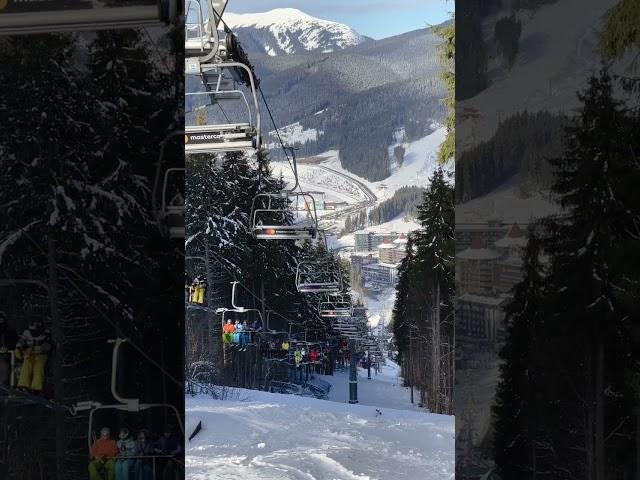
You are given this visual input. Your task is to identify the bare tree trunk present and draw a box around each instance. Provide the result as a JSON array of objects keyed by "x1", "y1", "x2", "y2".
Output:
[
  {"x1": 47, "y1": 236, "x2": 65, "y2": 480},
  {"x1": 204, "y1": 241, "x2": 220, "y2": 366},
  {"x1": 432, "y1": 283, "x2": 441, "y2": 413},
  {"x1": 595, "y1": 339, "x2": 605, "y2": 480},
  {"x1": 585, "y1": 342, "x2": 595, "y2": 480}
]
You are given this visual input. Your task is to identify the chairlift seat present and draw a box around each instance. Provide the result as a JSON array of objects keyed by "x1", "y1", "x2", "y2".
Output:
[
  {"x1": 185, "y1": 124, "x2": 257, "y2": 153},
  {"x1": 202, "y1": 73, "x2": 234, "y2": 90},
  {"x1": 297, "y1": 282, "x2": 341, "y2": 294},
  {"x1": 253, "y1": 225, "x2": 316, "y2": 241},
  {"x1": 185, "y1": 36, "x2": 215, "y2": 55},
  {"x1": 210, "y1": 90, "x2": 246, "y2": 102},
  {"x1": 319, "y1": 303, "x2": 352, "y2": 317}
]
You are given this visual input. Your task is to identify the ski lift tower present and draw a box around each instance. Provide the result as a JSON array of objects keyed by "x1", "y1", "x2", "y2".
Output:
[{"x1": 348, "y1": 338, "x2": 358, "y2": 404}]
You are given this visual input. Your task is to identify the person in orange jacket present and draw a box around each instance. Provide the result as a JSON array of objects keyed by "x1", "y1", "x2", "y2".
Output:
[
  {"x1": 89, "y1": 427, "x2": 119, "y2": 480},
  {"x1": 222, "y1": 319, "x2": 235, "y2": 344}
]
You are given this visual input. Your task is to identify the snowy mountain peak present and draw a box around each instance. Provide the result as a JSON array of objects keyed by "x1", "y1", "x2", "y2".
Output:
[
  {"x1": 224, "y1": 9, "x2": 368, "y2": 56},
  {"x1": 226, "y1": 8, "x2": 316, "y2": 26}
]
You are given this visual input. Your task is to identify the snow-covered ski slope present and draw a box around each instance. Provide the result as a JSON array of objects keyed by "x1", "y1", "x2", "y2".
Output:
[
  {"x1": 271, "y1": 125, "x2": 448, "y2": 208},
  {"x1": 186, "y1": 361, "x2": 454, "y2": 480},
  {"x1": 456, "y1": 176, "x2": 558, "y2": 225}
]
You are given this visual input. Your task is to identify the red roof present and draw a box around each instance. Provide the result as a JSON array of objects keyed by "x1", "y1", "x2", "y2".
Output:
[
  {"x1": 470, "y1": 235, "x2": 483, "y2": 249},
  {"x1": 507, "y1": 222, "x2": 524, "y2": 238}
]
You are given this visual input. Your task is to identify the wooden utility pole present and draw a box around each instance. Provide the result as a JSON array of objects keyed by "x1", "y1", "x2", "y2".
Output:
[{"x1": 47, "y1": 236, "x2": 64, "y2": 480}]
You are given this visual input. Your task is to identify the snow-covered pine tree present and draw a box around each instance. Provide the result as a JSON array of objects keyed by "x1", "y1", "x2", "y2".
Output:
[
  {"x1": 545, "y1": 68, "x2": 638, "y2": 479},
  {"x1": 185, "y1": 149, "x2": 311, "y2": 378},
  {"x1": 493, "y1": 68, "x2": 639, "y2": 479},
  {"x1": 414, "y1": 168, "x2": 455, "y2": 414},
  {"x1": 435, "y1": 14, "x2": 455, "y2": 164},
  {"x1": 492, "y1": 224, "x2": 556, "y2": 478},
  {"x1": 0, "y1": 33, "x2": 166, "y2": 477},
  {"x1": 391, "y1": 234, "x2": 415, "y2": 364}
]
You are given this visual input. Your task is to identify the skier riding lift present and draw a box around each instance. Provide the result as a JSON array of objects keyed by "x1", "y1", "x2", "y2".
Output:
[
  {"x1": 89, "y1": 426, "x2": 119, "y2": 480},
  {"x1": 14, "y1": 321, "x2": 51, "y2": 393}
]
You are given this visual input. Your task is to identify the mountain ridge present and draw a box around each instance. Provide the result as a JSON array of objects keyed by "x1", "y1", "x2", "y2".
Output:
[
  {"x1": 224, "y1": 8, "x2": 370, "y2": 56},
  {"x1": 193, "y1": 10, "x2": 447, "y2": 182}
]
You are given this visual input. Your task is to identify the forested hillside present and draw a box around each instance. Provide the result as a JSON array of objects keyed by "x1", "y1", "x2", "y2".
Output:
[
  {"x1": 392, "y1": 169, "x2": 454, "y2": 414},
  {"x1": 342, "y1": 186, "x2": 425, "y2": 235},
  {"x1": 185, "y1": 150, "x2": 351, "y2": 380},
  {"x1": 242, "y1": 27, "x2": 446, "y2": 181},
  {"x1": 456, "y1": 111, "x2": 567, "y2": 202}
]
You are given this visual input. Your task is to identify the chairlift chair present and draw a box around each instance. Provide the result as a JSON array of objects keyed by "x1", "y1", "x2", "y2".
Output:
[
  {"x1": 219, "y1": 282, "x2": 265, "y2": 345},
  {"x1": 152, "y1": 131, "x2": 184, "y2": 239},
  {"x1": 318, "y1": 293, "x2": 352, "y2": 318},
  {"x1": 72, "y1": 338, "x2": 184, "y2": 478},
  {"x1": 185, "y1": 60, "x2": 261, "y2": 152},
  {"x1": 295, "y1": 259, "x2": 342, "y2": 294},
  {"x1": 251, "y1": 192, "x2": 318, "y2": 240}
]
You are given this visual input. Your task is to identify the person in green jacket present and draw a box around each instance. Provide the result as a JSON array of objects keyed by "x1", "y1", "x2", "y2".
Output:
[{"x1": 294, "y1": 349, "x2": 302, "y2": 367}]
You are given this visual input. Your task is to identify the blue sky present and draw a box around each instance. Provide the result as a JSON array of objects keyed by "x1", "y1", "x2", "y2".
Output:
[{"x1": 226, "y1": 0, "x2": 453, "y2": 40}]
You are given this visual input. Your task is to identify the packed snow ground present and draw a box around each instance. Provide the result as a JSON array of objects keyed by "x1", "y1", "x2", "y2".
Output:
[
  {"x1": 186, "y1": 360, "x2": 454, "y2": 480},
  {"x1": 323, "y1": 359, "x2": 421, "y2": 412},
  {"x1": 358, "y1": 286, "x2": 397, "y2": 330}
]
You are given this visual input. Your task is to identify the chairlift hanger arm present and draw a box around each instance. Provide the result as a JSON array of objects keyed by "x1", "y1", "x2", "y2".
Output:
[
  {"x1": 153, "y1": 130, "x2": 184, "y2": 215},
  {"x1": 284, "y1": 146, "x2": 300, "y2": 193}
]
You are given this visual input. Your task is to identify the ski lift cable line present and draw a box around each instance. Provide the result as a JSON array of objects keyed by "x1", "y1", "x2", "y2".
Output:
[
  {"x1": 256, "y1": 85, "x2": 327, "y2": 248},
  {"x1": 211, "y1": 7, "x2": 327, "y2": 248},
  {"x1": 143, "y1": 27, "x2": 173, "y2": 76},
  {"x1": 2, "y1": 212, "x2": 183, "y2": 389}
]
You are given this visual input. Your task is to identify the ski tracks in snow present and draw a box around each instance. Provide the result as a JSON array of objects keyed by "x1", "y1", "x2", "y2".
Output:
[{"x1": 186, "y1": 391, "x2": 454, "y2": 480}]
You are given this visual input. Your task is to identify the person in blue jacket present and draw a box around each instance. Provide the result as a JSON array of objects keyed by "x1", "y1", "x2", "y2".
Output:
[
  {"x1": 250, "y1": 318, "x2": 262, "y2": 344},
  {"x1": 154, "y1": 425, "x2": 182, "y2": 480},
  {"x1": 232, "y1": 320, "x2": 241, "y2": 345}
]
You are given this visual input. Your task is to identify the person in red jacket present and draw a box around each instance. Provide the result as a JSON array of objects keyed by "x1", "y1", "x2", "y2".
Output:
[
  {"x1": 89, "y1": 427, "x2": 119, "y2": 480},
  {"x1": 222, "y1": 319, "x2": 236, "y2": 344}
]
